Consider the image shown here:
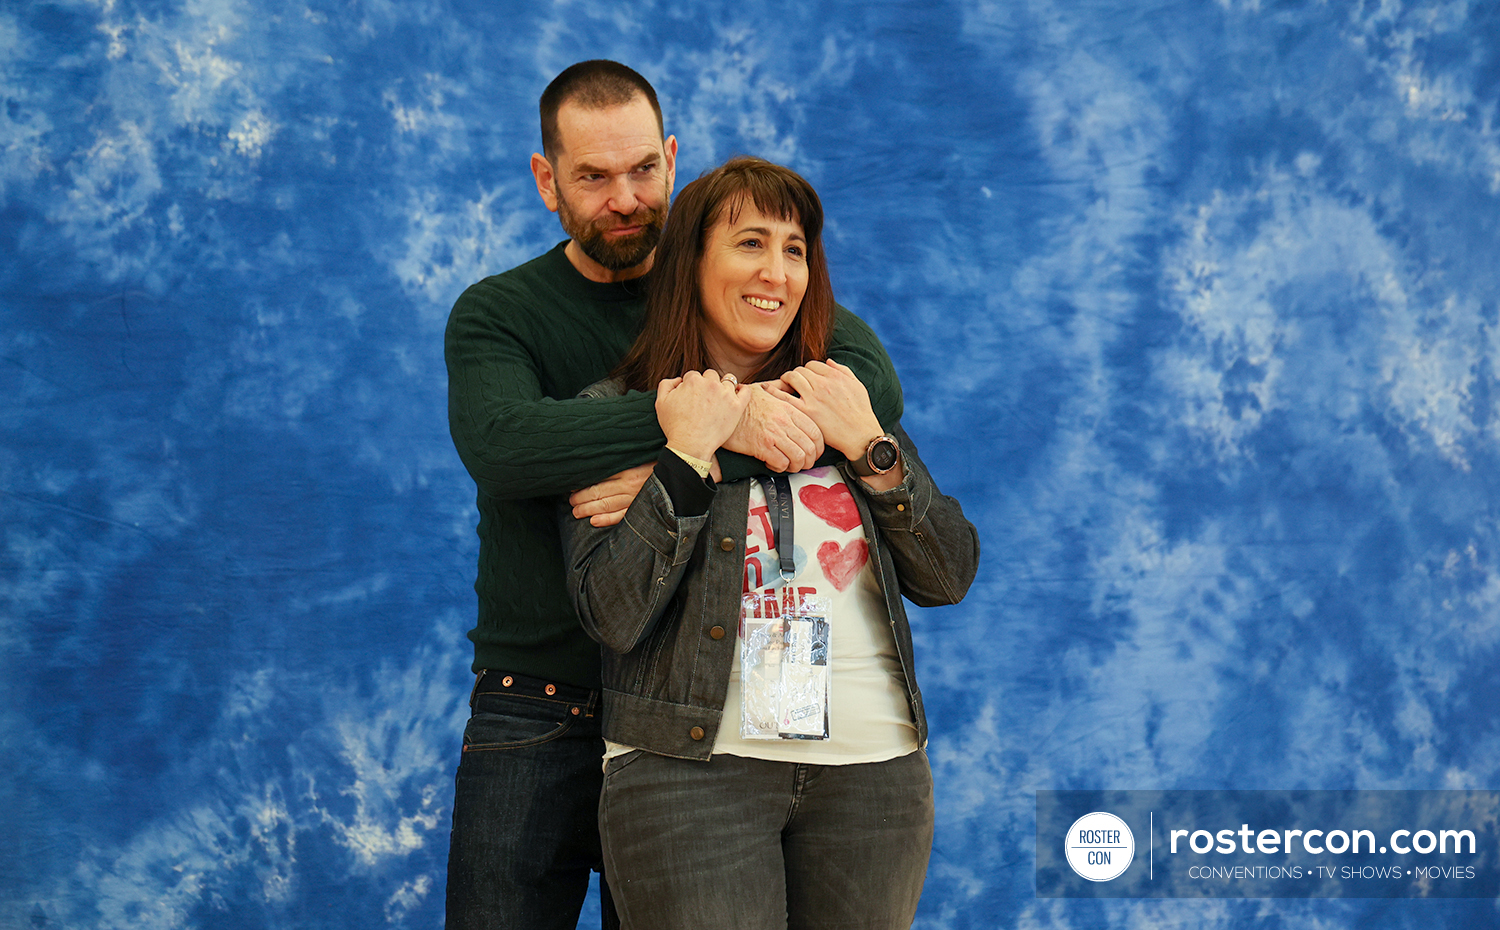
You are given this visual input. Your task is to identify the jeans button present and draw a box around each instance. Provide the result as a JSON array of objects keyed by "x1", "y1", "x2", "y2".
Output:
[
  {"x1": 545, "y1": 684, "x2": 557, "y2": 696},
  {"x1": 690, "y1": 726, "x2": 705, "y2": 740},
  {"x1": 709, "y1": 625, "x2": 726, "y2": 640},
  {"x1": 719, "y1": 537, "x2": 735, "y2": 551}
]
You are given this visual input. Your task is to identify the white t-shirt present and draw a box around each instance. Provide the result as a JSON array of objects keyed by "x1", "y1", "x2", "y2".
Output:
[{"x1": 605, "y1": 466, "x2": 918, "y2": 765}]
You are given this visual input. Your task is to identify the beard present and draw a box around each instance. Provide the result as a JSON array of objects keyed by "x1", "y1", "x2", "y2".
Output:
[{"x1": 555, "y1": 185, "x2": 666, "y2": 272}]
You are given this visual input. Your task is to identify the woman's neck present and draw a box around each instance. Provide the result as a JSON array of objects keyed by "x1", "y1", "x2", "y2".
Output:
[{"x1": 709, "y1": 354, "x2": 761, "y2": 384}]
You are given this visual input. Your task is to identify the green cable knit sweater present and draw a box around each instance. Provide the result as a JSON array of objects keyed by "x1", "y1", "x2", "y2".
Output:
[{"x1": 445, "y1": 242, "x2": 903, "y2": 688}]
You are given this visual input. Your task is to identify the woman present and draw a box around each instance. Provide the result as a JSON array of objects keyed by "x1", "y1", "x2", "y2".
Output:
[{"x1": 561, "y1": 156, "x2": 979, "y2": 929}]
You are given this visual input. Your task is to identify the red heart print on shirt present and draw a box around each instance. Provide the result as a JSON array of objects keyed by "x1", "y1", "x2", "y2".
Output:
[
  {"x1": 799, "y1": 482, "x2": 861, "y2": 533},
  {"x1": 817, "y1": 539, "x2": 869, "y2": 591}
]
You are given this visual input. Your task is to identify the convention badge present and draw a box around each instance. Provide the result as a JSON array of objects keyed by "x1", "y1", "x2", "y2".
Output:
[{"x1": 738, "y1": 590, "x2": 833, "y2": 741}]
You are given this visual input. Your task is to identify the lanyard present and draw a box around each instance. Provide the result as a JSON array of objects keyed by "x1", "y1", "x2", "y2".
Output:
[{"x1": 755, "y1": 475, "x2": 796, "y2": 581}]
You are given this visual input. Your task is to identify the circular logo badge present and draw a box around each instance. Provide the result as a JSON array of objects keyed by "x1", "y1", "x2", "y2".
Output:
[{"x1": 1065, "y1": 811, "x2": 1135, "y2": 882}]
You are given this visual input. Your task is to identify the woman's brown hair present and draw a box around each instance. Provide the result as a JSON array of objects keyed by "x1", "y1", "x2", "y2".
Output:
[{"x1": 613, "y1": 156, "x2": 834, "y2": 391}]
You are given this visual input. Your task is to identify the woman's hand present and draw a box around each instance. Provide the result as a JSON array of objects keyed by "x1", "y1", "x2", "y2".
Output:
[
  {"x1": 656, "y1": 370, "x2": 752, "y2": 462},
  {"x1": 771, "y1": 360, "x2": 885, "y2": 461},
  {"x1": 772, "y1": 360, "x2": 902, "y2": 490}
]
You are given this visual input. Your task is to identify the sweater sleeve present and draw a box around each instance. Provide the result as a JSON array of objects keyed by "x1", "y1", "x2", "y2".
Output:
[
  {"x1": 828, "y1": 305, "x2": 904, "y2": 431},
  {"x1": 717, "y1": 304, "x2": 905, "y2": 483},
  {"x1": 445, "y1": 277, "x2": 666, "y2": 500}
]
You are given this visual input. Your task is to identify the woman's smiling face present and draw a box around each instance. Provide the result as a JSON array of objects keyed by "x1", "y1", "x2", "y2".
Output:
[{"x1": 697, "y1": 201, "x2": 809, "y2": 378}]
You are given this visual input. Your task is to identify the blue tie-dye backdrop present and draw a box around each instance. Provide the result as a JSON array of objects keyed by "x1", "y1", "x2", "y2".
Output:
[{"x1": 5, "y1": 1, "x2": 1499, "y2": 927}]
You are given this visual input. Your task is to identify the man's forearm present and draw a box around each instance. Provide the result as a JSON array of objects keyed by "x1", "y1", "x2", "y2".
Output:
[
  {"x1": 449, "y1": 386, "x2": 665, "y2": 500},
  {"x1": 446, "y1": 275, "x2": 668, "y2": 499}
]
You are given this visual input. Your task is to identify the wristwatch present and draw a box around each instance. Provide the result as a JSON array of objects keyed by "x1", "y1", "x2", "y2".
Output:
[{"x1": 848, "y1": 434, "x2": 901, "y2": 477}]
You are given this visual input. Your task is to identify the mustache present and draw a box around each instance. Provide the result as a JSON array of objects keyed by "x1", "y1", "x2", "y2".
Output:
[{"x1": 598, "y1": 205, "x2": 663, "y2": 231}]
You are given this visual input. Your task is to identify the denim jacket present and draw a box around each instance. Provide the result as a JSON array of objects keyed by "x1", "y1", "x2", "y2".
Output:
[{"x1": 559, "y1": 407, "x2": 980, "y2": 762}]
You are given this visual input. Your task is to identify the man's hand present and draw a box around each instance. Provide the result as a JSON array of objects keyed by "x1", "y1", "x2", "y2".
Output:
[
  {"x1": 723, "y1": 384, "x2": 825, "y2": 472},
  {"x1": 569, "y1": 462, "x2": 654, "y2": 527}
]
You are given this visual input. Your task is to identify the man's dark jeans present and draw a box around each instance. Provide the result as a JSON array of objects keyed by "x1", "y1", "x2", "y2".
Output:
[{"x1": 445, "y1": 671, "x2": 618, "y2": 930}]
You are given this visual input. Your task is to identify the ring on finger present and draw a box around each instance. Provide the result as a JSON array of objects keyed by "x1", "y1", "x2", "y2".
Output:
[{"x1": 722, "y1": 372, "x2": 738, "y2": 386}]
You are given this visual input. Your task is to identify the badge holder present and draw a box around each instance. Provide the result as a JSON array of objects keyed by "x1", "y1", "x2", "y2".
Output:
[{"x1": 740, "y1": 477, "x2": 832, "y2": 741}]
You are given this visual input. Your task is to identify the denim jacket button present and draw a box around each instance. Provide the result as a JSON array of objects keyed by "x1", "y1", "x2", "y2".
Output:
[
  {"x1": 709, "y1": 625, "x2": 726, "y2": 640},
  {"x1": 719, "y1": 537, "x2": 735, "y2": 551},
  {"x1": 690, "y1": 726, "x2": 706, "y2": 740}
]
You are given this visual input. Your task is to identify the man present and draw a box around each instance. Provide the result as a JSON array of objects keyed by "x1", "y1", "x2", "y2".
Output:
[{"x1": 444, "y1": 60, "x2": 903, "y2": 929}]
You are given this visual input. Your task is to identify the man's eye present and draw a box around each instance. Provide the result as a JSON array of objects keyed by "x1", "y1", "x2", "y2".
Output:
[{"x1": 635, "y1": 164, "x2": 656, "y2": 175}]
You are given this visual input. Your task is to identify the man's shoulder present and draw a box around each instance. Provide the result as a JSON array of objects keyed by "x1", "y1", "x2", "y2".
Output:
[
  {"x1": 447, "y1": 243, "x2": 583, "y2": 335},
  {"x1": 461, "y1": 242, "x2": 570, "y2": 301},
  {"x1": 830, "y1": 302, "x2": 883, "y2": 345}
]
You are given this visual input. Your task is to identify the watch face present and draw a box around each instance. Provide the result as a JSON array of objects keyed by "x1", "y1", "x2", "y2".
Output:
[{"x1": 870, "y1": 438, "x2": 899, "y2": 472}]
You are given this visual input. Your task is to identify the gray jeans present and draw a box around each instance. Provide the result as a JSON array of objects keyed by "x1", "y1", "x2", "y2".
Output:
[{"x1": 599, "y1": 749, "x2": 934, "y2": 929}]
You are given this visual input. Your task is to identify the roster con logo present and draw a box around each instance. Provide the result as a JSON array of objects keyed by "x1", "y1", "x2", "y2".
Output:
[{"x1": 1065, "y1": 811, "x2": 1135, "y2": 882}]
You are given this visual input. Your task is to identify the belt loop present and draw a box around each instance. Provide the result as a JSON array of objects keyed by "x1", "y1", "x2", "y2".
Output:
[{"x1": 468, "y1": 669, "x2": 486, "y2": 709}]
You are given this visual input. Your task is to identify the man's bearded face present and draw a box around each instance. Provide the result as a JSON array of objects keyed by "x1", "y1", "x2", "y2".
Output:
[{"x1": 554, "y1": 182, "x2": 666, "y2": 272}]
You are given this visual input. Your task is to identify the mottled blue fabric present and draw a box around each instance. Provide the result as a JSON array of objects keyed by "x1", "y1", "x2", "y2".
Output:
[{"x1": 3, "y1": 1, "x2": 1498, "y2": 927}]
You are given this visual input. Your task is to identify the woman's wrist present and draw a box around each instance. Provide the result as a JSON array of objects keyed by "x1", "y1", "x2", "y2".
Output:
[
  {"x1": 837, "y1": 419, "x2": 888, "y2": 462},
  {"x1": 661, "y1": 428, "x2": 720, "y2": 463},
  {"x1": 666, "y1": 446, "x2": 714, "y2": 478},
  {"x1": 857, "y1": 465, "x2": 905, "y2": 493},
  {"x1": 845, "y1": 430, "x2": 903, "y2": 488}
]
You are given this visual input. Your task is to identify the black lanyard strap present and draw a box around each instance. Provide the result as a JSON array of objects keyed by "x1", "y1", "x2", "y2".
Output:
[{"x1": 755, "y1": 475, "x2": 796, "y2": 580}]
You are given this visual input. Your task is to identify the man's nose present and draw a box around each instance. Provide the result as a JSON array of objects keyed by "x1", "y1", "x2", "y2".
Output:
[{"x1": 606, "y1": 177, "x2": 640, "y2": 215}]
